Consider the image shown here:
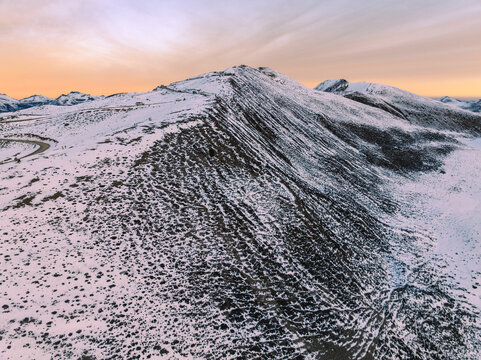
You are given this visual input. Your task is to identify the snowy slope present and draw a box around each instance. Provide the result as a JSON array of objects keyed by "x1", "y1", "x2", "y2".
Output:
[{"x1": 1, "y1": 66, "x2": 480, "y2": 359}]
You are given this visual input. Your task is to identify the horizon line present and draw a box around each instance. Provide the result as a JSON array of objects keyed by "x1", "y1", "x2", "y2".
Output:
[{"x1": 3, "y1": 71, "x2": 481, "y2": 101}]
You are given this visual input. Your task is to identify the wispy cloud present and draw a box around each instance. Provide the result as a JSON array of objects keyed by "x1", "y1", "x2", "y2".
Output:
[{"x1": 1, "y1": 0, "x2": 480, "y2": 98}]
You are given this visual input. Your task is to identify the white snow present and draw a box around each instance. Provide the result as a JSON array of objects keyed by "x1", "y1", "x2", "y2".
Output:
[
  {"x1": 1, "y1": 65, "x2": 480, "y2": 359},
  {"x1": 390, "y1": 136, "x2": 481, "y2": 314}
]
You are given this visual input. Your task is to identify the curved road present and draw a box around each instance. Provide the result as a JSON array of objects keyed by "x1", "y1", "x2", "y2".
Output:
[
  {"x1": 0, "y1": 115, "x2": 52, "y2": 164},
  {"x1": 0, "y1": 138, "x2": 50, "y2": 164}
]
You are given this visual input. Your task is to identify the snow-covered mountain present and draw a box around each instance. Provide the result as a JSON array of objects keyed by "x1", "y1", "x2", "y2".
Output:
[
  {"x1": 1, "y1": 66, "x2": 480, "y2": 359},
  {"x1": 17, "y1": 94, "x2": 53, "y2": 110},
  {"x1": 0, "y1": 92, "x2": 99, "y2": 113},
  {"x1": 315, "y1": 79, "x2": 481, "y2": 132},
  {"x1": 54, "y1": 91, "x2": 101, "y2": 106},
  {"x1": 0, "y1": 94, "x2": 19, "y2": 112},
  {"x1": 439, "y1": 96, "x2": 481, "y2": 113}
]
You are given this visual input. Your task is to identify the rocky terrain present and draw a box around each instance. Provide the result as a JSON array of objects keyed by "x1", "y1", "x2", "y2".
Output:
[{"x1": 1, "y1": 66, "x2": 480, "y2": 359}]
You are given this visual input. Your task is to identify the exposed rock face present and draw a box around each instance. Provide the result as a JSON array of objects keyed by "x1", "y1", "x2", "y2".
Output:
[{"x1": 0, "y1": 66, "x2": 480, "y2": 359}]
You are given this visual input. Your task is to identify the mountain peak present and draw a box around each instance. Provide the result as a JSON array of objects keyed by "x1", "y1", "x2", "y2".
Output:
[
  {"x1": 315, "y1": 79, "x2": 349, "y2": 92},
  {"x1": 439, "y1": 96, "x2": 460, "y2": 103},
  {"x1": 19, "y1": 94, "x2": 53, "y2": 102},
  {"x1": 54, "y1": 91, "x2": 99, "y2": 106}
]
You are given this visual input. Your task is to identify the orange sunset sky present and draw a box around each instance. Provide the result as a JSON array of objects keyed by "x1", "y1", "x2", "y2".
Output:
[{"x1": 1, "y1": 0, "x2": 481, "y2": 99}]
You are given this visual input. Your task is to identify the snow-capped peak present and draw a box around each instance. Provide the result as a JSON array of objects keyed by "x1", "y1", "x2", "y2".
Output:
[
  {"x1": 0, "y1": 94, "x2": 19, "y2": 113},
  {"x1": 315, "y1": 79, "x2": 410, "y2": 97},
  {"x1": 314, "y1": 79, "x2": 349, "y2": 93},
  {"x1": 439, "y1": 96, "x2": 456, "y2": 103},
  {"x1": 54, "y1": 91, "x2": 100, "y2": 106},
  {"x1": 0, "y1": 93, "x2": 17, "y2": 102},
  {"x1": 19, "y1": 94, "x2": 53, "y2": 103}
]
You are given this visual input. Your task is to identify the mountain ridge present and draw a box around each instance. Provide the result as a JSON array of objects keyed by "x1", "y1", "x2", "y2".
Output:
[
  {"x1": 1, "y1": 65, "x2": 480, "y2": 359},
  {"x1": 3, "y1": 77, "x2": 480, "y2": 115}
]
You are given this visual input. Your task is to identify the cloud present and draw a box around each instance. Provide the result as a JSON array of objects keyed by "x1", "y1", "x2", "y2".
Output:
[{"x1": 1, "y1": 0, "x2": 480, "y2": 98}]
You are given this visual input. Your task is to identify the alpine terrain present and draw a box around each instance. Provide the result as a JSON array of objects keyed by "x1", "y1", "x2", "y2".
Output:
[
  {"x1": 0, "y1": 92, "x2": 100, "y2": 113},
  {"x1": 1, "y1": 66, "x2": 480, "y2": 359}
]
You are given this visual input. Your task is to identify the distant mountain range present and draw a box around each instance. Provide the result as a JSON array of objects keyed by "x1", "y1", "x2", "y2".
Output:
[
  {"x1": 2, "y1": 81, "x2": 480, "y2": 115},
  {"x1": 0, "y1": 91, "x2": 100, "y2": 113}
]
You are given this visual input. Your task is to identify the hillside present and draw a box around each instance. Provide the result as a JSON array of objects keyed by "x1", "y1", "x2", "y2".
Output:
[{"x1": 1, "y1": 66, "x2": 480, "y2": 359}]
